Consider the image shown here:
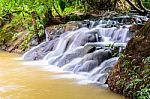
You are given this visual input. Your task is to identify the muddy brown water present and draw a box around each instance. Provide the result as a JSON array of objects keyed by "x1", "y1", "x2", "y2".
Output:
[{"x1": 0, "y1": 51, "x2": 124, "y2": 99}]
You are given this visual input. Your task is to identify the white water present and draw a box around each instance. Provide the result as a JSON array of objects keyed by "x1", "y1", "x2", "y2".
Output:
[{"x1": 22, "y1": 19, "x2": 133, "y2": 85}]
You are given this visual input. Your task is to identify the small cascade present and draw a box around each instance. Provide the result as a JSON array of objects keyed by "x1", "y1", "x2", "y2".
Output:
[
  {"x1": 88, "y1": 57, "x2": 118, "y2": 83},
  {"x1": 22, "y1": 15, "x2": 146, "y2": 85},
  {"x1": 43, "y1": 27, "x2": 90, "y2": 60},
  {"x1": 22, "y1": 38, "x2": 59, "y2": 60}
]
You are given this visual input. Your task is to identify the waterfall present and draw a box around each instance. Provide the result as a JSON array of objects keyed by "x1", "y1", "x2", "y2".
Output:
[{"x1": 22, "y1": 17, "x2": 137, "y2": 85}]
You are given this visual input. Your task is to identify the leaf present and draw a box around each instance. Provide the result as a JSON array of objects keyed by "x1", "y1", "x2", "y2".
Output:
[{"x1": 58, "y1": 0, "x2": 66, "y2": 12}]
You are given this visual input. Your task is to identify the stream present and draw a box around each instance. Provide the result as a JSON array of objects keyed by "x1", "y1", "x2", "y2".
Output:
[
  {"x1": 0, "y1": 15, "x2": 147, "y2": 99},
  {"x1": 0, "y1": 51, "x2": 124, "y2": 99}
]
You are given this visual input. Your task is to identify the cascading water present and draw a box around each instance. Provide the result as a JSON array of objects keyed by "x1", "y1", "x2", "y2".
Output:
[{"x1": 22, "y1": 16, "x2": 145, "y2": 85}]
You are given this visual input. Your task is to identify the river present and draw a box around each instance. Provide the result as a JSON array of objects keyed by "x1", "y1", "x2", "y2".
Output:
[{"x1": 0, "y1": 51, "x2": 124, "y2": 99}]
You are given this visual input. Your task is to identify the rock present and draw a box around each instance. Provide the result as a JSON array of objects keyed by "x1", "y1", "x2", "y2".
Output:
[
  {"x1": 129, "y1": 24, "x2": 144, "y2": 32},
  {"x1": 77, "y1": 60, "x2": 98, "y2": 72},
  {"x1": 29, "y1": 37, "x2": 39, "y2": 46},
  {"x1": 22, "y1": 38, "x2": 59, "y2": 60},
  {"x1": 7, "y1": 31, "x2": 28, "y2": 52},
  {"x1": 108, "y1": 19, "x2": 150, "y2": 98},
  {"x1": 12, "y1": 49, "x2": 22, "y2": 54},
  {"x1": 45, "y1": 21, "x2": 81, "y2": 41},
  {"x1": 64, "y1": 21, "x2": 80, "y2": 32},
  {"x1": 1, "y1": 45, "x2": 6, "y2": 50}
]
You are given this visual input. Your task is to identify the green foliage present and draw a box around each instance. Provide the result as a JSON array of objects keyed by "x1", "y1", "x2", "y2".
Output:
[
  {"x1": 58, "y1": 0, "x2": 66, "y2": 12},
  {"x1": 11, "y1": 32, "x2": 20, "y2": 42},
  {"x1": 126, "y1": 79, "x2": 142, "y2": 90},
  {"x1": 66, "y1": 13, "x2": 81, "y2": 21},
  {"x1": 0, "y1": 28, "x2": 14, "y2": 44},
  {"x1": 19, "y1": 33, "x2": 34, "y2": 51},
  {"x1": 0, "y1": 0, "x2": 87, "y2": 51},
  {"x1": 119, "y1": 56, "x2": 150, "y2": 99},
  {"x1": 143, "y1": 0, "x2": 150, "y2": 9},
  {"x1": 133, "y1": 86, "x2": 150, "y2": 99},
  {"x1": 0, "y1": 0, "x2": 87, "y2": 26}
]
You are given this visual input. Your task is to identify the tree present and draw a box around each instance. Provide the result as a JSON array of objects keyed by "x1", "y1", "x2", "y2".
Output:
[
  {"x1": 125, "y1": 0, "x2": 150, "y2": 15},
  {"x1": 85, "y1": 0, "x2": 150, "y2": 15}
]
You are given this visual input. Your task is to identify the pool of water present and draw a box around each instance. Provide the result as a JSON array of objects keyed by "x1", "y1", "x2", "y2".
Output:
[{"x1": 0, "y1": 51, "x2": 124, "y2": 99}]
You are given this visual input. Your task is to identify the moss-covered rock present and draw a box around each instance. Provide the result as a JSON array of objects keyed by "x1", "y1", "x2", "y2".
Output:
[{"x1": 108, "y1": 19, "x2": 150, "y2": 99}]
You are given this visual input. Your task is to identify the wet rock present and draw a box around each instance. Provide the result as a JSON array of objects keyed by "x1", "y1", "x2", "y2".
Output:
[
  {"x1": 29, "y1": 37, "x2": 39, "y2": 47},
  {"x1": 76, "y1": 60, "x2": 98, "y2": 72},
  {"x1": 22, "y1": 38, "x2": 59, "y2": 60},
  {"x1": 45, "y1": 21, "x2": 81, "y2": 41},
  {"x1": 1, "y1": 45, "x2": 6, "y2": 50},
  {"x1": 108, "y1": 19, "x2": 150, "y2": 98},
  {"x1": 129, "y1": 24, "x2": 144, "y2": 33},
  {"x1": 12, "y1": 49, "x2": 22, "y2": 54}
]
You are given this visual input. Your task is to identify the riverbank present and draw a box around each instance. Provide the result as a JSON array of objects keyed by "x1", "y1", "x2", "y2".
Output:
[
  {"x1": 1, "y1": 12, "x2": 149, "y2": 99},
  {"x1": 0, "y1": 12, "x2": 146, "y2": 53}
]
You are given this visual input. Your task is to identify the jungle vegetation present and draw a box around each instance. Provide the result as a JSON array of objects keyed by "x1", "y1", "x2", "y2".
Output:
[{"x1": 0, "y1": 0, "x2": 150, "y2": 99}]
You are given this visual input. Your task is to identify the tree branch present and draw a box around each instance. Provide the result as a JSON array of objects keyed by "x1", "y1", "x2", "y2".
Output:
[
  {"x1": 52, "y1": 0, "x2": 62, "y2": 19},
  {"x1": 125, "y1": 0, "x2": 147, "y2": 15},
  {"x1": 136, "y1": 0, "x2": 150, "y2": 12},
  {"x1": 113, "y1": 0, "x2": 118, "y2": 10}
]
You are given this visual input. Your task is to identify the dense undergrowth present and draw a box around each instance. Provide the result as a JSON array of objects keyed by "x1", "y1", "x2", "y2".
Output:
[
  {"x1": 108, "y1": 20, "x2": 150, "y2": 99},
  {"x1": 118, "y1": 55, "x2": 150, "y2": 99},
  {"x1": 0, "y1": 0, "x2": 88, "y2": 51},
  {"x1": 1, "y1": 0, "x2": 150, "y2": 47},
  {"x1": 0, "y1": 0, "x2": 150, "y2": 99}
]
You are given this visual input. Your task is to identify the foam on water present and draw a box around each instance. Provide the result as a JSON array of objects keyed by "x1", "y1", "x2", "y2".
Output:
[
  {"x1": 51, "y1": 74, "x2": 86, "y2": 80},
  {"x1": 0, "y1": 85, "x2": 22, "y2": 92},
  {"x1": 22, "y1": 18, "x2": 142, "y2": 85},
  {"x1": 14, "y1": 57, "x2": 23, "y2": 60},
  {"x1": 22, "y1": 60, "x2": 49, "y2": 66}
]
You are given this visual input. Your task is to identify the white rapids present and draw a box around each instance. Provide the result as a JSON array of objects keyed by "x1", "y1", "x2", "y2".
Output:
[{"x1": 22, "y1": 18, "x2": 135, "y2": 85}]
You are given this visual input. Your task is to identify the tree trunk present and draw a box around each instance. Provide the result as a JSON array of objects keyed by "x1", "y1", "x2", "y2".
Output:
[
  {"x1": 136, "y1": 0, "x2": 150, "y2": 12},
  {"x1": 31, "y1": 11, "x2": 40, "y2": 42},
  {"x1": 86, "y1": 0, "x2": 131, "y2": 12},
  {"x1": 52, "y1": 0, "x2": 62, "y2": 19},
  {"x1": 86, "y1": 0, "x2": 149, "y2": 15},
  {"x1": 125, "y1": 0, "x2": 148, "y2": 15}
]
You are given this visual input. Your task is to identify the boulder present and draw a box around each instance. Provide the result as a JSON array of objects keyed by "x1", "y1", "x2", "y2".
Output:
[{"x1": 108, "y1": 19, "x2": 150, "y2": 98}]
